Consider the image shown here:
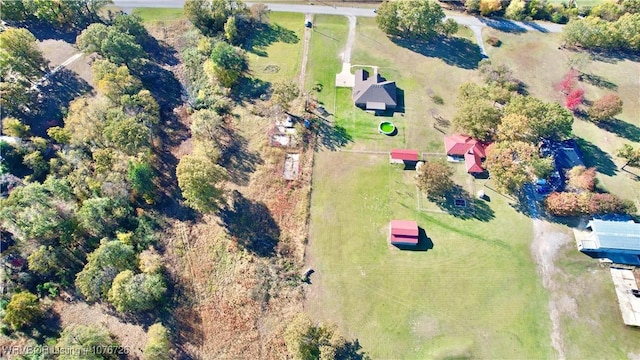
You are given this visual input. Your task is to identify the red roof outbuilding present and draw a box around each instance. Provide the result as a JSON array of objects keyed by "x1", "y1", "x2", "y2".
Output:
[
  {"x1": 389, "y1": 220, "x2": 419, "y2": 245},
  {"x1": 390, "y1": 149, "x2": 419, "y2": 162}
]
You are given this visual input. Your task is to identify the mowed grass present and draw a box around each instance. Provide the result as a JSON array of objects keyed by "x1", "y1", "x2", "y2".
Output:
[
  {"x1": 305, "y1": 15, "x2": 348, "y2": 111},
  {"x1": 249, "y1": 12, "x2": 305, "y2": 83},
  {"x1": 307, "y1": 152, "x2": 552, "y2": 359},
  {"x1": 132, "y1": 8, "x2": 184, "y2": 22}
]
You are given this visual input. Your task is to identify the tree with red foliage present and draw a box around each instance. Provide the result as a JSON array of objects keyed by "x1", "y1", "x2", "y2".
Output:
[
  {"x1": 558, "y1": 69, "x2": 579, "y2": 95},
  {"x1": 565, "y1": 88, "x2": 584, "y2": 111}
]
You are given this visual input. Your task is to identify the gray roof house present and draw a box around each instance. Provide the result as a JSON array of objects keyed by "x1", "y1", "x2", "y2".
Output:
[
  {"x1": 352, "y1": 69, "x2": 397, "y2": 111},
  {"x1": 575, "y1": 219, "x2": 640, "y2": 266}
]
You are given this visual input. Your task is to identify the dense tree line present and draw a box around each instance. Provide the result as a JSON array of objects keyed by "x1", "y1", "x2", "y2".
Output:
[
  {"x1": 0, "y1": 0, "x2": 112, "y2": 28},
  {"x1": 0, "y1": 17, "x2": 174, "y2": 346},
  {"x1": 563, "y1": 12, "x2": 640, "y2": 52}
]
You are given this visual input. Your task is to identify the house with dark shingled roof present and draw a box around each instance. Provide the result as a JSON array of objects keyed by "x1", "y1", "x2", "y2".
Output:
[{"x1": 352, "y1": 69, "x2": 397, "y2": 111}]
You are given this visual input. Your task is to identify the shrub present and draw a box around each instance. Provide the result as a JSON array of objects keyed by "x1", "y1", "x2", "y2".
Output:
[
  {"x1": 486, "y1": 36, "x2": 501, "y2": 46},
  {"x1": 589, "y1": 93, "x2": 623, "y2": 122}
]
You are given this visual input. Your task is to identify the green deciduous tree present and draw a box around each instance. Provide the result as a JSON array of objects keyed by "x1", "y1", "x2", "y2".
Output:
[
  {"x1": 0, "y1": 28, "x2": 48, "y2": 82},
  {"x1": 76, "y1": 197, "x2": 131, "y2": 239},
  {"x1": 185, "y1": 0, "x2": 248, "y2": 36},
  {"x1": 103, "y1": 115, "x2": 151, "y2": 155},
  {"x1": 376, "y1": 0, "x2": 450, "y2": 40},
  {"x1": 77, "y1": 23, "x2": 110, "y2": 54},
  {"x1": 485, "y1": 141, "x2": 539, "y2": 194},
  {"x1": 588, "y1": 93, "x2": 623, "y2": 122},
  {"x1": 176, "y1": 154, "x2": 228, "y2": 213},
  {"x1": 453, "y1": 82, "x2": 501, "y2": 141},
  {"x1": 190, "y1": 109, "x2": 228, "y2": 151},
  {"x1": 108, "y1": 270, "x2": 166, "y2": 312},
  {"x1": 0, "y1": 181, "x2": 74, "y2": 243},
  {"x1": 28, "y1": 245, "x2": 60, "y2": 276},
  {"x1": 128, "y1": 159, "x2": 156, "y2": 202},
  {"x1": 75, "y1": 239, "x2": 137, "y2": 302},
  {"x1": 2, "y1": 117, "x2": 31, "y2": 138},
  {"x1": 56, "y1": 325, "x2": 119, "y2": 360},
  {"x1": 3, "y1": 292, "x2": 43, "y2": 330},
  {"x1": 617, "y1": 144, "x2": 640, "y2": 169},
  {"x1": 416, "y1": 160, "x2": 455, "y2": 201},
  {"x1": 47, "y1": 126, "x2": 72, "y2": 144},
  {"x1": 505, "y1": 0, "x2": 527, "y2": 20},
  {"x1": 143, "y1": 323, "x2": 171, "y2": 360},
  {"x1": 503, "y1": 95, "x2": 573, "y2": 141},
  {"x1": 208, "y1": 42, "x2": 248, "y2": 87},
  {"x1": 284, "y1": 313, "x2": 355, "y2": 360}
]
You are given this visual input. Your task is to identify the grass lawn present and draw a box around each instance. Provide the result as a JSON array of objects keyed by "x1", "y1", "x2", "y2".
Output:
[
  {"x1": 305, "y1": 15, "x2": 349, "y2": 112},
  {"x1": 132, "y1": 8, "x2": 185, "y2": 22},
  {"x1": 248, "y1": 12, "x2": 305, "y2": 83},
  {"x1": 307, "y1": 152, "x2": 551, "y2": 359}
]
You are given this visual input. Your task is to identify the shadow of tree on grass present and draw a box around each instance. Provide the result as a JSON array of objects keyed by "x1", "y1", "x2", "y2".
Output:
[
  {"x1": 244, "y1": 23, "x2": 300, "y2": 57},
  {"x1": 575, "y1": 137, "x2": 618, "y2": 176},
  {"x1": 315, "y1": 121, "x2": 353, "y2": 151},
  {"x1": 580, "y1": 73, "x2": 617, "y2": 90},
  {"x1": 335, "y1": 338, "x2": 370, "y2": 360},
  {"x1": 433, "y1": 184, "x2": 495, "y2": 221},
  {"x1": 220, "y1": 131, "x2": 263, "y2": 186},
  {"x1": 391, "y1": 35, "x2": 483, "y2": 70},
  {"x1": 219, "y1": 190, "x2": 280, "y2": 257},
  {"x1": 596, "y1": 118, "x2": 640, "y2": 142}
]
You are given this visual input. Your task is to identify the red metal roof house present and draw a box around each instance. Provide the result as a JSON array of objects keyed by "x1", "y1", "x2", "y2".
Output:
[
  {"x1": 444, "y1": 134, "x2": 488, "y2": 174},
  {"x1": 390, "y1": 149, "x2": 419, "y2": 164},
  {"x1": 389, "y1": 220, "x2": 419, "y2": 246}
]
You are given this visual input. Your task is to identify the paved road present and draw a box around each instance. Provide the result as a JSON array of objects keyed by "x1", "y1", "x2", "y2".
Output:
[{"x1": 111, "y1": 1, "x2": 564, "y2": 33}]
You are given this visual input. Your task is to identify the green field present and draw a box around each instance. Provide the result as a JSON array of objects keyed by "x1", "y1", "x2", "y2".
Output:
[
  {"x1": 307, "y1": 151, "x2": 551, "y2": 359},
  {"x1": 248, "y1": 12, "x2": 306, "y2": 83},
  {"x1": 131, "y1": 8, "x2": 185, "y2": 22}
]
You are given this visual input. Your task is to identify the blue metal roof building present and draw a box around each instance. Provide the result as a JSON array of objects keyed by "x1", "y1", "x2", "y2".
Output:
[{"x1": 577, "y1": 219, "x2": 640, "y2": 265}]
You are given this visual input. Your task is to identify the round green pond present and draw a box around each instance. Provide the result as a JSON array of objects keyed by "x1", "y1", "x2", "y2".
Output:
[{"x1": 379, "y1": 121, "x2": 396, "y2": 135}]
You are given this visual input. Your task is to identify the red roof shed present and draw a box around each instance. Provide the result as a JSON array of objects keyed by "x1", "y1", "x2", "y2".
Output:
[
  {"x1": 389, "y1": 220, "x2": 419, "y2": 245},
  {"x1": 390, "y1": 149, "x2": 419, "y2": 162}
]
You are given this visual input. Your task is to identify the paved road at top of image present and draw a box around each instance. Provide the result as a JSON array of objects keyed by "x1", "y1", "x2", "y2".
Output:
[{"x1": 111, "y1": 1, "x2": 564, "y2": 33}]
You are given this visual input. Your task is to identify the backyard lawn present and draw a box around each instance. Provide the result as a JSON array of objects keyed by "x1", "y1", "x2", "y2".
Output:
[{"x1": 307, "y1": 151, "x2": 551, "y2": 359}]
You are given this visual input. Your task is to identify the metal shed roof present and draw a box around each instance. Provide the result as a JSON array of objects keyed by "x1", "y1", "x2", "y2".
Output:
[{"x1": 589, "y1": 220, "x2": 640, "y2": 251}]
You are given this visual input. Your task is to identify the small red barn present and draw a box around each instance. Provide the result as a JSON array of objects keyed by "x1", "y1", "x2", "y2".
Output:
[
  {"x1": 389, "y1": 220, "x2": 419, "y2": 246},
  {"x1": 390, "y1": 149, "x2": 419, "y2": 164},
  {"x1": 444, "y1": 134, "x2": 488, "y2": 174}
]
